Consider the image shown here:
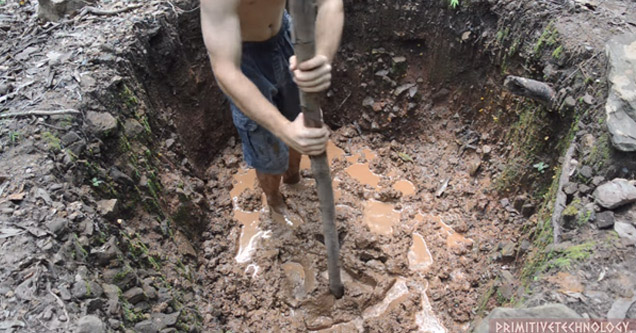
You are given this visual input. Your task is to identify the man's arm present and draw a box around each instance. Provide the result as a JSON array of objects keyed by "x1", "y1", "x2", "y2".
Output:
[
  {"x1": 200, "y1": 0, "x2": 329, "y2": 155},
  {"x1": 290, "y1": 0, "x2": 344, "y2": 93}
]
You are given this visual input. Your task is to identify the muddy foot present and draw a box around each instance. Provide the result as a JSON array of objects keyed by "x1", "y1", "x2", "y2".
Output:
[
  {"x1": 283, "y1": 171, "x2": 301, "y2": 185},
  {"x1": 269, "y1": 205, "x2": 304, "y2": 227}
]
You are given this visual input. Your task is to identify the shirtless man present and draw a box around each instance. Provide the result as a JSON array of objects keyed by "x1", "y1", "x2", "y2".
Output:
[{"x1": 200, "y1": 0, "x2": 344, "y2": 214}]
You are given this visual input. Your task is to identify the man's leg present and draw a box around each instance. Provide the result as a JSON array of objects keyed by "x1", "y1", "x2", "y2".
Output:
[
  {"x1": 283, "y1": 148, "x2": 301, "y2": 184},
  {"x1": 256, "y1": 171, "x2": 285, "y2": 214}
]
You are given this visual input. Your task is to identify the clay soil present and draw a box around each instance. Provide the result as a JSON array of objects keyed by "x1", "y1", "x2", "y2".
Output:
[{"x1": 1, "y1": 0, "x2": 636, "y2": 332}]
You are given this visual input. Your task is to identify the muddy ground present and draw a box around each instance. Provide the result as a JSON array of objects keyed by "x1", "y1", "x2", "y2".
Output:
[{"x1": 1, "y1": 0, "x2": 636, "y2": 332}]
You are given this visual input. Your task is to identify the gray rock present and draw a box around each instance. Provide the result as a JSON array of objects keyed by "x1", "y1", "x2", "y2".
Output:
[
  {"x1": 605, "y1": 33, "x2": 636, "y2": 151},
  {"x1": 102, "y1": 283, "x2": 121, "y2": 300},
  {"x1": 593, "y1": 179, "x2": 636, "y2": 209},
  {"x1": 86, "y1": 111, "x2": 118, "y2": 137},
  {"x1": 71, "y1": 281, "x2": 89, "y2": 300},
  {"x1": 109, "y1": 167, "x2": 133, "y2": 186},
  {"x1": 362, "y1": 96, "x2": 374, "y2": 108},
  {"x1": 474, "y1": 304, "x2": 581, "y2": 333},
  {"x1": 76, "y1": 315, "x2": 104, "y2": 333},
  {"x1": 124, "y1": 118, "x2": 145, "y2": 137},
  {"x1": 615, "y1": 222, "x2": 636, "y2": 244},
  {"x1": 38, "y1": 0, "x2": 94, "y2": 22},
  {"x1": 123, "y1": 287, "x2": 147, "y2": 304},
  {"x1": 150, "y1": 312, "x2": 180, "y2": 330},
  {"x1": 96, "y1": 199, "x2": 118, "y2": 219},
  {"x1": 579, "y1": 165, "x2": 593, "y2": 179},
  {"x1": 67, "y1": 140, "x2": 86, "y2": 156},
  {"x1": 46, "y1": 217, "x2": 68, "y2": 236},
  {"x1": 596, "y1": 211, "x2": 615, "y2": 229},
  {"x1": 60, "y1": 131, "x2": 81, "y2": 146},
  {"x1": 134, "y1": 320, "x2": 159, "y2": 333},
  {"x1": 91, "y1": 236, "x2": 119, "y2": 265}
]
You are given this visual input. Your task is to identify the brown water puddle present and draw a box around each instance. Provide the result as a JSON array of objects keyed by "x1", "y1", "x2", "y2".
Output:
[
  {"x1": 408, "y1": 232, "x2": 433, "y2": 271},
  {"x1": 393, "y1": 179, "x2": 416, "y2": 196},
  {"x1": 363, "y1": 200, "x2": 400, "y2": 235}
]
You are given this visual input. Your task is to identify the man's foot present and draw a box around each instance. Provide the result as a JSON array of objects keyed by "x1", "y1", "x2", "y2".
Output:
[
  {"x1": 282, "y1": 171, "x2": 301, "y2": 185},
  {"x1": 269, "y1": 203, "x2": 304, "y2": 227}
]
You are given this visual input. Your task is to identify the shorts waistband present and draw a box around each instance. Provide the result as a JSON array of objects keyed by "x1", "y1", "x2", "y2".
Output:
[{"x1": 242, "y1": 11, "x2": 291, "y2": 50}]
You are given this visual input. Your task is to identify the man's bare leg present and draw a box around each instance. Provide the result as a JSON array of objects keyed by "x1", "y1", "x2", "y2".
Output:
[
  {"x1": 256, "y1": 171, "x2": 286, "y2": 214},
  {"x1": 283, "y1": 148, "x2": 301, "y2": 184}
]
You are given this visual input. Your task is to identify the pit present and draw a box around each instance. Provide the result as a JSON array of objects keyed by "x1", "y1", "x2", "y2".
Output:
[{"x1": 81, "y1": 1, "x2": 595, "y2": 332}]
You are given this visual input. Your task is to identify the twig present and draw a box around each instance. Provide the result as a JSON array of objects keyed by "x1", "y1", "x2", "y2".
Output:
[
  {"x1": 336, "y1": 91, "x2": 352, "y2": 110},
  {"x1": 550, "y1": 138, "x2": 577, "y2": 244},
  {"x1": 0, "y1": 109, "x2": 80, "y2": 119},
  {"x1": 81, "y1": 4, "x2": 143, "y2": 16},
  {"x1": 0, "y1": 80, "x2": 35, "y2": 104}
]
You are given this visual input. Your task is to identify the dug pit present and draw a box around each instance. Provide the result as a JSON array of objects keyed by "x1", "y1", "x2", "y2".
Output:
[{"x1": 121, "y1": 2, "x2": 571, "y2": 332}]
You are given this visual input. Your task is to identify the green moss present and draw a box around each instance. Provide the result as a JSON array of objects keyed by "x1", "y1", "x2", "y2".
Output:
[
  {"x1": 120, "y1": 84, "x2": 139, "y2": 109},
  {"x1": 551, "y1": 45, "x2": 563, "y2": 59},
  {"x1": 42, "y1": 131, "x2": 61, "y2": 151},
  {"x1": 534, "y1": 21, "x2": 558, "y2": 55}
]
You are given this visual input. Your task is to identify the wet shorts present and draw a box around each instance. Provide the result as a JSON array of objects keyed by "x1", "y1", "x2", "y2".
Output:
[{"x1": 228, "y1": 12, "x2": 301, "y2": 175}]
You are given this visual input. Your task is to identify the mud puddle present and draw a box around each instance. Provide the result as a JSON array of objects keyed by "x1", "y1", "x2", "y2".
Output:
[{"x1": 222, "y1": 132, "x2": 483, "y2": 332}]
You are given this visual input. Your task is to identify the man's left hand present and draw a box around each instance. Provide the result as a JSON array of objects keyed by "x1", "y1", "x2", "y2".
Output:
[{"x1": 289, "y1": 55, "x2": 332, "y2": 93}]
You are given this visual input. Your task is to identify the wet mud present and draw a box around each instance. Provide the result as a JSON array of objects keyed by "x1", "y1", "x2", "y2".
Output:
[{"x1": 199, "y1": 115, "x2": 516, "y2": 332}]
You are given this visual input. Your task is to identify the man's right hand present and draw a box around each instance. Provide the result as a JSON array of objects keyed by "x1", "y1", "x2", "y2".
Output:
[{"x1": 280, "y1": 113, "x2": 330, "y2": 155}]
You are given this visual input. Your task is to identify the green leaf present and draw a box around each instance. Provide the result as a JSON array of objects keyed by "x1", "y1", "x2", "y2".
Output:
[{"x1": 449, "y1": 0, "x2": 459, "y2": 8}]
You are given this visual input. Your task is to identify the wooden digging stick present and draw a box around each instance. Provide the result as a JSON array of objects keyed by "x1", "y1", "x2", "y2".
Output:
[{"x1": 289, "y1": 0, "x2": 344, "y2": 299}]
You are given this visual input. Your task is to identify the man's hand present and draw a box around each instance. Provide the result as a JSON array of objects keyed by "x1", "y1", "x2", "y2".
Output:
[
  {"x1": 280, "y1": 113, "x2": 329, "y2": 155},
  {"x1": 289, "y1": 55, "x2": 332, "y2": 93}
]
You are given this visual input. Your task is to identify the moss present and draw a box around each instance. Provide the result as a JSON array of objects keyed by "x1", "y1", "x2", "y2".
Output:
[
  {"x1": 42, "y1": 131, "x2": 61, "y2": 151},
  {"x1": 551, "y1": 45, "x2": 563, "y2": 59},
  {"x1": 562, "y1": 199, "x2": 580, "y2": 217},
  {"x1": 534, "y1": 21, "x2": 558, "y2": 55},
  {"x1": 119, "y1": 84, "x2": 139, "y2": 110}
]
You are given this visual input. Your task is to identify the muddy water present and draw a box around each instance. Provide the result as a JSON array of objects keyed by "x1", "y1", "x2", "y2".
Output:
[{"x1": 225, "y1": 140, "x2": 479, "y2": 332}]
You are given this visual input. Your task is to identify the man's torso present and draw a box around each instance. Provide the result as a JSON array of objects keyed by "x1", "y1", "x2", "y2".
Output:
[{"x1": 238, "y1": 0, "x2": 287, "y2": 42}]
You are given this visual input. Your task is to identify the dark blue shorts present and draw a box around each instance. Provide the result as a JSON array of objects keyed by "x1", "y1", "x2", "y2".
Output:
[{"x1": 229, "y1": 12, "x2": 301, "y2": 175}]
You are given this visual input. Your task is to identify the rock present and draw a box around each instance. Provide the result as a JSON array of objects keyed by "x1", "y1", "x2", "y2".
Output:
[
  {"x1": 60, "y1": 131, "x2": 81, "y2": 146},
  {"x1": 67, "y1": 140, "x2": 86, "y2": 156},
  {"x1": 96, "y1": 199, "x2": 118, "y2": 219},
  {"x1": 135, "y1": 320, "x2": 159, "y2": 333},
  {"x1": 578, "y1": 165, "x2": 593, "y2": 179},
  {"x1": 109, "y1": 167, "x2": 133, "y2": 186},
  {"x1": 46, "y1": 217, "x2": 68, "y2": 236},
  {"x1": 500, "y1": 242, "x2": 516, "y2": 260},
  {"x1": 394, "y1": 83, "x2": 416, "y2": 97},
  {"x1": 593, "y1": 179, "x2": 636, "y2": 209},
  {"x1": 38, "y1": 0, "x2": 93, "y2": 22},
  {"x1": 76, "y1": 315, "x2": 105, "y2": 333},
  {"x1": 474, "y1": 304, "x2": 581, "y2": 333},
  {"x1": 124, "y1": 118, "x2": 145, "y2": 137},
  {"x1": 91, "y1": 236, "x2": 119, "y2": 265},
  {"x1": 391, "y1": 56, "x2": 407, "y2": 75},
  {"x1": 615, "y1": 222, "x2": 636, "y2": 244},
  {"x1": 605, "y1": 33, "x2": 636, "y2": 151},
  {"x1": 123, "y1": 287, "x2": 147, "y2": 304},
  {"x1": 596, "y1": 211, "x2": 615, "y2": 229},
  {"x1": 150, "y1": 312, "x2": 180, "y2": 330},
  {"x1": 563, "y1": 182, "x2": 578, "y2": 196},
  {"x1": 591, "y1": 176, "x2": 605, "y2": 186},
  {"x1": 564, "y1": 96, "x2": 576, "y2": 108},
  {"x1": 86, "y1": 111, "x2": 118, "y2": 137},
  {"x1": 71, "y1": 281, "x2": 89, "y2": 299},
  {"x1": 362, "y1": 96, "x2": 374, "y2": 107},
  {"x1": 102, "y1": 283, "x2": 121, "y2": 300}
]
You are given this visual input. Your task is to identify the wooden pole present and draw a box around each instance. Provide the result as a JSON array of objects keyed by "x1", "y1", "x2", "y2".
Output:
[{"x1": 289, "y1": 0, "x2": 344, "y2": 298}]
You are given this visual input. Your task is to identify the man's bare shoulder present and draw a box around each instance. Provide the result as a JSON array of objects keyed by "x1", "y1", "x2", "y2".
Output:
[{"x1": 200, "y1": 0, "x2": 239, "y2": 19}]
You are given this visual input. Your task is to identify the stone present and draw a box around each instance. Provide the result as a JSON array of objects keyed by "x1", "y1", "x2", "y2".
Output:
[
  {"x1": 593, "y1": 179, "x2": 636, "y2": 209},
  {"x1": 134, "y1": 320, "x2": 159, "y2": 333},
  {"x1": 109, "y1": 167, "x2": 133, "y2": 186},
  {"x1": 605, "y1": 33, "x2": 636, "y2": 151},
  {"x1": 71, "y1": 281, "x2": 89, "y2": 300},
  {"x1": 500, "y1": 242, "x2": 516, "y2": 260},
  {"x1": 474, "y1": 304, "x2": 581, "y2": 333},
  {"x1": 86, "y1": 111, "x2": 118, "y2": 137},
  {"x1": 563, "y1": 182, "x2": 578, "y2": 195},
  {"x1": 38, "y1": 0, "x2": 94, "y2": 22},
  {"x1": 596, "y1": 211, "x2": 615, "y2": 229},
  {"x1": 60, "y1": 131, "x2": 81, "y2": 146},
  {"x1": 76, "y1": 315, "x2": 104, "y2": 333},
  {"x1": 362, "y1": 96, "x2": 374, "y2": 107},
  {"x1": 102, "y1": 283, "x2": 121, "y2": 300},
  {"x1": 67, "y1": 140, "x2": 86, "y2": 156},
  {"x1": 578, "y1": 165, "x2": 593, "y2": 179},
  {"x1": 123, "y1": 287, "x2": 147, "y2": 304},
  {"x1": 615, "y1": 222, "x2": 636, "y2": 244},
  {"x1": 391, "y1": 56, "x2": 407, "y2": 75},
  {"x1": 150, "y1": 312, "x2": 180, "y2": 330},
  {"x1": 96, "y1": 199, "x2": 118, "y2": 219},
  {"x1": 124, "y1": 118, "x2": 145, "y2": 137},
  {"x1": 46, "y1": 217, "x2": 68, "y2": 236},
  {"x1": 91, "y1": 236, "x2": 119, "y2": 265}
]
